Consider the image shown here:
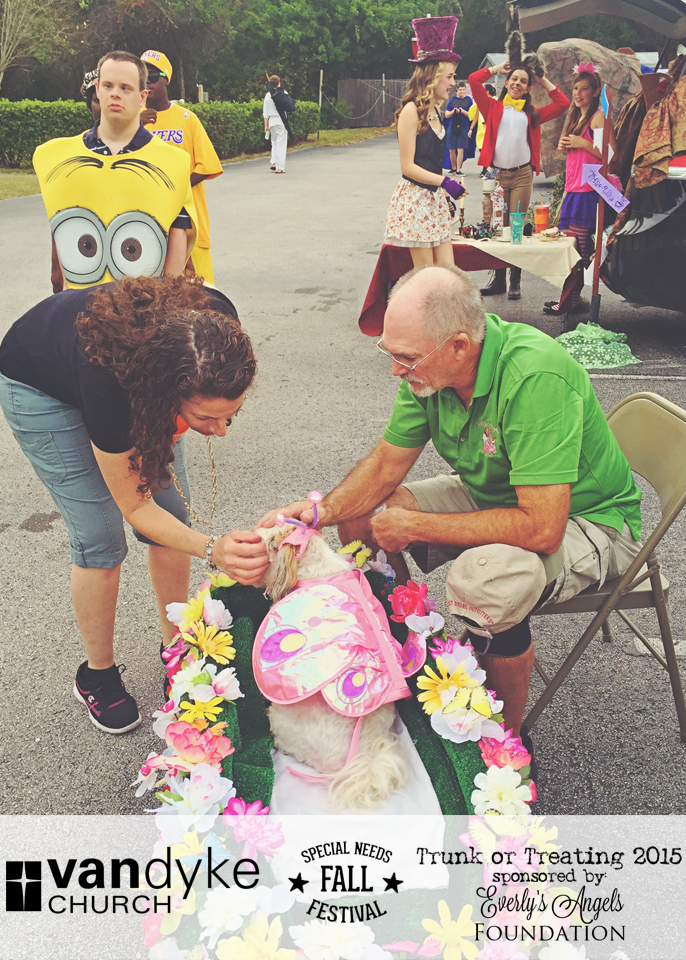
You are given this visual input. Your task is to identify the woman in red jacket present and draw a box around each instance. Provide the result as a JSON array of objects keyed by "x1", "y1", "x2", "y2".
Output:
[{"x1": 469, "y1": 49, "x2": 569, "y2": 300}]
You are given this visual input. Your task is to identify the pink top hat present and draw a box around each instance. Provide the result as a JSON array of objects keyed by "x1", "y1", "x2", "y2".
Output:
[{"x1": 409, "y1": 16, "x2": 461, "y2": 64}]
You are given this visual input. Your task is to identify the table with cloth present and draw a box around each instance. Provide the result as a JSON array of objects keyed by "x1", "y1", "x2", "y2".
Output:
[{"x1": 359, "y1": 235, "x2": 582, "y2": 335}]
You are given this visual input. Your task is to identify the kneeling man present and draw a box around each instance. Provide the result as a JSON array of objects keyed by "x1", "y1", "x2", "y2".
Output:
[{"x1": 264, "y1": 265, "x2": 642, "y2": 736}]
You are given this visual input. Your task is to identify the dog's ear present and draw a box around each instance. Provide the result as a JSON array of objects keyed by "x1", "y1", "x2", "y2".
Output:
[{"x1": 265, "y1": 540, "x2": 300, "y2": 601}]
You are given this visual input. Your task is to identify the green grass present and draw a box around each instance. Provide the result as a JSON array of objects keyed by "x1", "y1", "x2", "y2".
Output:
[
  {"x1": 0, "y1": 168, "x2": 39, "y2": 200},
  {"x1": 0, "y1": 128, "x2": 393, "y2": 198}
]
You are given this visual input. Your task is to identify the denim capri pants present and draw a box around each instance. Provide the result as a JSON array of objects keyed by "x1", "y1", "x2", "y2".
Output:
[{"x1": 0, "y1": 372, "x2": 191, "y2": 568}]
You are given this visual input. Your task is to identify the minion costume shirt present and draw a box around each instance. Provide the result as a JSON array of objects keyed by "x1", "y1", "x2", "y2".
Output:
[{"x1": 33, "y1": 125, "x2": 197, "y2": 289}]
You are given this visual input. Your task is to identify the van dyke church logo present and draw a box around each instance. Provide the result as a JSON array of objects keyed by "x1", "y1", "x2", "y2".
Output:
[{"x1": 6, "y1": 862, "x2": 42, "y2": 912}]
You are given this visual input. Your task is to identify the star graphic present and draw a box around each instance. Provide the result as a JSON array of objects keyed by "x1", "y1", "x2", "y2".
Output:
[
  {"x1": 382, "y1": 872, "x2": 403, "y2": 893},
  {"x1": 289, "y1": 872, "x2": 309, "y2": 893}
]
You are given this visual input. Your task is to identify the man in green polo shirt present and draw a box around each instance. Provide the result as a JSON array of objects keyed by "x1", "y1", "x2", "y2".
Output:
[{"x1": 261, "y1": 264, "x2": 642, "y2": 737}]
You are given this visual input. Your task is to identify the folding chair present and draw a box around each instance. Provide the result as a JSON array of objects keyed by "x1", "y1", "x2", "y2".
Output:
[{"x1": 526, "y1": 392, "x2": 686, "y2": 741}]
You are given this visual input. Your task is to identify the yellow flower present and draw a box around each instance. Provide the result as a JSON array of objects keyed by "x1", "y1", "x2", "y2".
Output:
[
  {"x1": 216, "y1": 914, "x2": 295, "y2": 960},
  {"x1": 416, "y1": 658, "x2": 480, "y2": 714},
  {"x1": 422, "y1": 901, "x2": 479, "y2": 960},
  {"x1": 177, "y1": 588, "x2": 210, "y2": 632},
  {"x1": 209, "y1": 571, "x2": 236, "y2": 589},
  {"x1": 337, "y1": 540, "x2": 362, "y2": 555},
  {"x1": 179, "y1": 696, "x2": 224, "y2": 728},
  {"x1": 182, "y1": 620, "x2": 235, "y2": 664},
  {"x1": 169, "y1": 831, "x2": 206, "y2": 862}
]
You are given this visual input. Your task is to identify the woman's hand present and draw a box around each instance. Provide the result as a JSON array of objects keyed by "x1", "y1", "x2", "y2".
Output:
[
  {"x1": 212, "y1": 531, "x2": 270, "y2": 585},
  {"x1": 559, "y1": 134, "x2": 589, "y2": 151},
  {"x1": 494, "y1": 61, "x2": 510, "y2": 76}
]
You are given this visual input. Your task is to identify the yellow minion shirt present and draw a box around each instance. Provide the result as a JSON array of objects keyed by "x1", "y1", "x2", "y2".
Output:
[
  {"x1": 33, "y1": 132, "x2": 197, "y2": 289},
  {"x1": 144, "y1": 104, "x2": 222, "y2": 281}
]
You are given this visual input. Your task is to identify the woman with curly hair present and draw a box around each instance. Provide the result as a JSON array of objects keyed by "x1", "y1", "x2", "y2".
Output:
[
  {"x1": 383, "y1": 16, "x2": 466, "y2": 267},
  {"x1": 0, "y1": 276, "x2": 264, "y2": 734}
]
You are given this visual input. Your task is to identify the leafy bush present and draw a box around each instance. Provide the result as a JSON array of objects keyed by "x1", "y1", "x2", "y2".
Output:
[
  {"x1": 319, "y1": 98, "x2": 353, "y2": 130},
  {"x1": 0, "y1": 98, "x2": 320, "y2": 168},
  {"x1": 0, "y1": 99, "x2": 92, "y2": 167}
]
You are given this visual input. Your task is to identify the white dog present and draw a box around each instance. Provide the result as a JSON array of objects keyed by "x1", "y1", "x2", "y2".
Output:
[{"x1": 254, "y1": 521, "x2": 414, "y2": 812}]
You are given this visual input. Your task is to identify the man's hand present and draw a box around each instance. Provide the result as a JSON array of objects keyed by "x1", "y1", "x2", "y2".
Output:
[
  {"x1": 255, "y1": 499, "x2": 331, "y2": 530},
  {"x1": 213, "y1": 531, "x2": 269, "y2": 585},
  {"x1": 369, "y1": 506, "x2": 414, "y2": 554},
  {"x1": 140, "y1": 108, "x2": 158, "y2": 125}
]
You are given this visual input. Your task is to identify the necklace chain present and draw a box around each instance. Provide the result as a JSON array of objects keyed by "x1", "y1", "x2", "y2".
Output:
[{"x1": 170, "y1": 435, "x2": 217, "y2": 526}]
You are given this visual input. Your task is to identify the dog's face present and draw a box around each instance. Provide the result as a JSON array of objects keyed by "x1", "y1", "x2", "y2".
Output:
[{"x1": 255, "y1": 525, "x2": 300, "y2": 601}]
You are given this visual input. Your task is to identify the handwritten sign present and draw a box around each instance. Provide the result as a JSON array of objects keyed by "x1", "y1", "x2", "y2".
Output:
[{"x1": 582, "y1": 164, "x2": 629, "y2": 213}]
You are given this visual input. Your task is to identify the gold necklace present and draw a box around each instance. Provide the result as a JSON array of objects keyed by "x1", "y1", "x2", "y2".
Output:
[{"x1": 170, "y1": 435, "x2": 217, "y2": 526}]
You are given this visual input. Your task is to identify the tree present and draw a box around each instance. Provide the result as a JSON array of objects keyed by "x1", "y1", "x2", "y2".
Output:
[{"x1": 0, "y1": 0, "x2": 62, "y2": 93}]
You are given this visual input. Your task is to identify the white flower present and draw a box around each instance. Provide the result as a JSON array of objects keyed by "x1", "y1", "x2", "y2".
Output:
[
  {"x1": 203, "y1": 595, "x2": 233, "y2": 629},
  {"x1": 166, "y1": 602, "x2": 187, "y2": 625},
  {"x1": 367, "y1": 550, "x2": 395, "y2": 579},
  {"x1": 405, "y1": 611, "x2": 445, "y2": 641},
  {"x1": 289, "y1": 920, "x2": 389, "y2": 960},
  {"x1": 538, "y1": 947, "x2": 587, "y2": 960},
  {"x1": 213, "y1": 667, "x2": 243, "y2": 701},
  {"x1": 431, "y1": 687, "x2": 506, "y2": 744},
  {"x1": 472, "y1": 765, "x2": 533, "y2": 817},
  {"x1": 154, "y1": 765, "x2": 235, "y2": 842},
  {"x1": 131, "y1": 752, "x2": 161, "y2": 798},
  {"x1": 168, "y1": 658, "x2": 214, "y2": 705},
  {"x1": 152, "y1": 701, "x2": 181, "y2": 739},
  {"x1": 149, "y1": 939, "x2": 189, "y2": 960},
  {"x1": 439, "y1": 645, "x2": 487, "y2": 685},
  {"x1": 199, "y1": 885, "x2": 260, "y2": 947}
]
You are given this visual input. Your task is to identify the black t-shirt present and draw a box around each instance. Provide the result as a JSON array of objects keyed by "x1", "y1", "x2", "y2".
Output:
[{"x1": 0, "y1": 284, "x2": 238, "y2": 454}]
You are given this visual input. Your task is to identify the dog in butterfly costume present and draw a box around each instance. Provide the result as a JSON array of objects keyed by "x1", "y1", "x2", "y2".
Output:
[
  {"x1": 254, "y1": 495, "x2": 427, "y2": 811},
  {"x1": 33, "y1": 134, "x2": 197, "y2": 288}
]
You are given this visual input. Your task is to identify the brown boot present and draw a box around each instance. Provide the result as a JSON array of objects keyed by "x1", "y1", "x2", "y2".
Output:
[
  {"x1": 508, "y1": 267, "x2": 522, "y2": 300},
  {"x1": 480, "y1": 268, "x2": 507, "y2": 296},
  {"x1": 479, "y1": 642, "x2": 534, "y2": 737}
]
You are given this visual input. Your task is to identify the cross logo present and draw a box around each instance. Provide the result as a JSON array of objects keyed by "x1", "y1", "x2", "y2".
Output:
[{"x1": 5, "y1": 861, "x2": 41, "y2": 912}]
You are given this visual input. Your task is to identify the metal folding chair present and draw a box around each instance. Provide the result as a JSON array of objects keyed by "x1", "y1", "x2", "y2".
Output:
[{"x1": 527, "y1": 392, "x2": 686, "y2": 741}]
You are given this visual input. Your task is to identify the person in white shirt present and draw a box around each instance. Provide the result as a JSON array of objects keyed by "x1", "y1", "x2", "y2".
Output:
[{"x1": 263, "y1": 74, "x2": 290, "y2": 174}]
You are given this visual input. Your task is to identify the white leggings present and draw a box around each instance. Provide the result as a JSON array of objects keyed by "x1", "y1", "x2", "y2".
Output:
[{"x1": 270, "y1": 123, "x2": 288, "y2": 171}]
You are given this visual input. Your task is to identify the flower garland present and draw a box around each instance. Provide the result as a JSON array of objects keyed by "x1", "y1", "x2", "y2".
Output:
[{"x1": 129, "y1": 550, "x2": 622, "y2": 960}]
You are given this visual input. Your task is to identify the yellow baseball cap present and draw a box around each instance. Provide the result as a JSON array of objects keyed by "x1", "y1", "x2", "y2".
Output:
[{"x1": 140, "y1": 50, "x2": 173, "y2": 81}]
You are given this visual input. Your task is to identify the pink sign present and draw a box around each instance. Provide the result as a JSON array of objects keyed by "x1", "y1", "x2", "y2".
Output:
[{"x1": 582, "y1": 164, "x2": 629, "y2": 213}]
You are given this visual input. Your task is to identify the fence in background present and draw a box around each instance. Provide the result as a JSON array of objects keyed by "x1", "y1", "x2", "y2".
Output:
[{"x1": 337, "y1": 79, "x2": 406, "y2": 127}]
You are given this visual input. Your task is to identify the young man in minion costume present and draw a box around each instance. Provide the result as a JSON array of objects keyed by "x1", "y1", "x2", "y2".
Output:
[
  {"x1": 33, "y1": 51, "x2": 197, "y2": 289},
  {"x1": 140, "y1": 50, "x2": 223, "y2": 284}
]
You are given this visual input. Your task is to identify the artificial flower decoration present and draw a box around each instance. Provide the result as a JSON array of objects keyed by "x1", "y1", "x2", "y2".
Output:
[
  {"x1": 417, "y1": 657, "x2": 482, "y2": 715},
  {"x1": 367, "y1": 549, "x2": 395, "y2": 580},
  {"x1": 182, "y1": 621, "x2": 236, "y2": 664},
  {"x1": 405, "y1": 610, "x2": 445, "y2": 642},
  {"x1": 390, "y1": 580, "x2": 428, "y2": 621},
  {"x1": 431, "y1": 685, "x2": 507, "y2": 744},
  {"x1": 159, "y1": 877, "x2": 198, "y2": 937},
  {"x1": 479, "y1": 732, "x2": 531, "y2": 771},
  {"x1": 131, "y1": 751, "x2": 163, "y2": 797},
  {"x1": 165, "y1": 720, "x2": 235, "y2": 768},
  {"x1": 203, "y1": 594, "x2": 234, "y2": 629},
  {"x1": 167, "y1": 587, "x2": 211, "y2": 632},
  {"x1": 337, "y1": 540, "x2": 362, "y2": 555},
  {"x1": 225, "y1": 803, "x2": 285, "y2": 859},
  {"x1": 471, "y1": 765, "x2": 533, "y2": 816},
  {"x1": 178, "y1": 696, "x2": 225, "y2": 728},
  {"x1": 289, "y1": 919, "x2": 390, "y2": 959},
  {"x1": 421, "y1": 901, "x2": 479, "y2": 960},
  {"x1": 161, "y1": 636, "x2": 189, "y2": 669},
  {"x1": 217, "y1": 914, "x2": 295, "y2": 960},
  {"x1": 213, "y1": 666, "x2": 243, "y2": 701}
]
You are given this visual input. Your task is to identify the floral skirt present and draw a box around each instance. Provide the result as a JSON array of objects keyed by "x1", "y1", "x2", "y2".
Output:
[{"x1": 384, "y1": 178, "x2": 452, "y2": 248}]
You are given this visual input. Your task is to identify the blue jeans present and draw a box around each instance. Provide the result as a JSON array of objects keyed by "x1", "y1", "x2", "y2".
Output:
[{"x1": 0, "y1": 373, "x2": 191, "y2": 568}]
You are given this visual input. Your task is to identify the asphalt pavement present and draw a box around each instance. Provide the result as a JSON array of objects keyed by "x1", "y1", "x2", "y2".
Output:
[{"x1": 1, "y1": 134, "x2": 685, "y2": 816}]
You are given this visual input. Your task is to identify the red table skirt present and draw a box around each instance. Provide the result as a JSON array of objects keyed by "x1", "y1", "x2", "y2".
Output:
[{"x1": 358, "y1": 242, "x2": 580, "y2": 336}]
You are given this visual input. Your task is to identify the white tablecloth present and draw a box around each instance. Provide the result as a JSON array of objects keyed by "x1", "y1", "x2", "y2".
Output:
[{"x1": 459, "y1": 234, "x2": 581, "y2": 289}]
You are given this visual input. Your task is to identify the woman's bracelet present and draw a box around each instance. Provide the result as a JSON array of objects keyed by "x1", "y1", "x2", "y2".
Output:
[{"x1": 202, "y1": 534, "x2": 219, "y2": 570}]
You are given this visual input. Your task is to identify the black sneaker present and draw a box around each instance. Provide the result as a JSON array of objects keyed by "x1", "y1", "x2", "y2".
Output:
[{"x1": 73, "y1": 662, "x2": 142, "y2": 734}]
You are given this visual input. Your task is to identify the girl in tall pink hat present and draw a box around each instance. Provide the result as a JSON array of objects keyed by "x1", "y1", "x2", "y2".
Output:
[{"x1": 383, "y1": 16, "x2": 466, "y2": 267}]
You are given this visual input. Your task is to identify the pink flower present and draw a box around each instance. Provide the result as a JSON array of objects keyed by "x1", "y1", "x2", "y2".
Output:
[
  {"x1": 164, "y1": 720, "x2": 235, "y2": 768},
  {"x1": 480, "y1": 733, "x2": 531, "y2": 771},
  {"x1": 161, "y1": 637, "x2": 188, "y2": 670},
  {"x1": 383, "y1": 943, "x2": 420, "y2": 953},
  {"x1": 213, "y1": 666, "x2": 243, "y2": 701},
  {"x1": 390, "y1": 580, "x2": 428, "y2": 622},
  {"x1": 529, "y1": 780, "x2": 537, "y2": 802},
  {"x1": 141, "y1": 909, "x2": 164, "y2": 946},
  {"x1": 165, "y1": 658, "x2": 185, "y2": 685},
  {"x1": 223, "y1": 798, "x2": 285, "y2": 858},
  {"x1": 418, "y1": 940, "x2": 442, "y2": 957},
  {"x1": 429, "y1": 634, "x2": 474, "y2": 659}
]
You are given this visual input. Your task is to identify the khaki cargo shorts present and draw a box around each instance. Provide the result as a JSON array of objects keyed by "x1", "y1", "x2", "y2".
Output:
[{"x1": 403, "y1": 473, "x2": 642, "y2": 637}]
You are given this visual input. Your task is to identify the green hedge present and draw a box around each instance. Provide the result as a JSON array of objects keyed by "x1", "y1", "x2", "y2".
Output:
[{"x1": 0, "y1": 97, "x2": 320, "y2": 168}]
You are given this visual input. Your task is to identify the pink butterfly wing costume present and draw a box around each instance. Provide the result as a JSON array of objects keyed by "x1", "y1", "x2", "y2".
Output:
[{"x1": 253, "y1": 569, "x2": 427, "y2": 716}]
